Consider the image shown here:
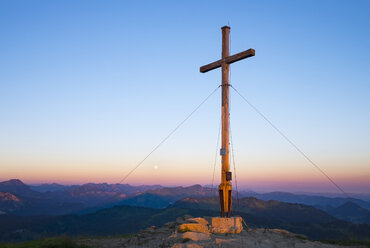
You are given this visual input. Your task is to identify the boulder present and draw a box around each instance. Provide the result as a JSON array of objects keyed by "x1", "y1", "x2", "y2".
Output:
[
  {"x1": 182, "y1": 231, "x2": 210, "y2": 241},
  {"x1": 171, "y1": 244, "x2": 204, "y2": 248},
  {"x1": 187, "y1": 217, "x2": 209, "y2": 226},
  {"x1": 178, "y1": 223, "x2": 209, "y2": 233}
]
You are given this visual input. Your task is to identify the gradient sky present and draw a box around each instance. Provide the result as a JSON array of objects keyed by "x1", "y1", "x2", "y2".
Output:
[{"x1": 0, "y1": 0, "x2": 369, "y2": 194}]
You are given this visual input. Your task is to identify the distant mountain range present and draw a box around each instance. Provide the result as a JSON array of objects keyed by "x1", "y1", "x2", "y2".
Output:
[
  {"x1": 29, "y1": 183, "x2": 74, "y2": 192},
  {"x1": 237, "y1": 191, "x2": 370, "y2": 225},
  {"x1": 240, "y1": 191, "x2": 370, "y2": 210},
  {"x1": 118, "y1": 184, "x2": 214, "y2": 208},
  {"x1": 0, "y1": 179, "x2": 41, "y2": 198},
  {"x1": 0, "y1": 179, "x2": 369, "y2": 226},
  {"x1": 324, "y1": 201, "x2": 370, "y2": 224},
  {"x1": 0, "y1": 179, "x2": 162, "y2": 215}
]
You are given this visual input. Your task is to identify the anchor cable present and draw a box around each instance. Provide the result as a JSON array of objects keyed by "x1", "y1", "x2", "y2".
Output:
[
  {"x1": 229, "y1": 82, "x2": 241, "y2": 212},
  {"x1": 230, "y1": 126, "x2": 241, "y2": 211},
  {"x1": 211, "y1": 118, "x2": 222, "y2": 196},
  {"x1": 119, "y1": 85, "x2": 221, "y2": 184},
  {"x1": 230, "y1": 85, "x2": 350, "y2": 198}
]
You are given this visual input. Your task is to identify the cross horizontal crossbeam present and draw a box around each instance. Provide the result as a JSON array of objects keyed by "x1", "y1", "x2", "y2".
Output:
[{"x1": 200, "y1": 48, "x2": 255, "y2": 73}]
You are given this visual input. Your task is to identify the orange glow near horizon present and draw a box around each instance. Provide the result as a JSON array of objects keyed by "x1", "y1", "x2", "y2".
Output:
[
  {"x1": 2, "y1": 159, "x2": 369, "y2": 194},
  {"x1": 1, "y1": 151, "x2": 369, "y2": 193}
]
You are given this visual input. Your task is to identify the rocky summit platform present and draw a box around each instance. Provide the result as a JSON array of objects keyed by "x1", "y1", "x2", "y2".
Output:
[{"x1": 79, "y1": 215, "x2": 365, "y2": 248}]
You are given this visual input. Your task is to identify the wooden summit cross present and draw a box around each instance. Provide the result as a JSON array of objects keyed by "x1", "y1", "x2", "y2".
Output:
[{"x1": 200, "y1": 26, "x2": 255, "y2": 217}]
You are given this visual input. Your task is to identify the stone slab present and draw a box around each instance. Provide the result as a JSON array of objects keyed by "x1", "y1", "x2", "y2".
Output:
[{"x1": 211, "y1": 217, "x2": 243, "y2": 234}]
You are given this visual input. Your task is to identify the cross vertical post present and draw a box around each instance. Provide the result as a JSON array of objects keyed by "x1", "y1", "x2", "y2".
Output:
[
  {"x1": 220, "y1": 26, "x2": 231, "y2": 217},
  {"x1": 200, "y1": 26, "x2": 255, "y2": 217}
]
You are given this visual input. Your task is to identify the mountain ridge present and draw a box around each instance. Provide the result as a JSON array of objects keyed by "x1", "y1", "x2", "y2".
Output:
[{"x1": 1, "y1": 179, "x2": 369, "y2": 226}]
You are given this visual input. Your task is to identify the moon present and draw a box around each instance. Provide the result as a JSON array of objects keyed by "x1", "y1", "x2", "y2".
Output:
[{"x1": 154, "y1": 165, "x2": 159, "y2": 170}]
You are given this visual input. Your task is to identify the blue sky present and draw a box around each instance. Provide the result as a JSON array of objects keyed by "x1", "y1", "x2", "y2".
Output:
[{"x1": 0, "y1": 1, "x2": 369, "y2": 193}]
